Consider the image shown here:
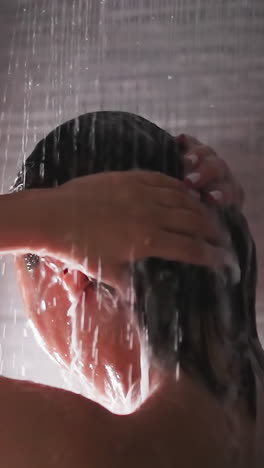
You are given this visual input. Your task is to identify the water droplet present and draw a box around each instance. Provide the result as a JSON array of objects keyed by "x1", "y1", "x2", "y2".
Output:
[{"x1": 40, "y1": 300, "x2": 46, "y2": 312}]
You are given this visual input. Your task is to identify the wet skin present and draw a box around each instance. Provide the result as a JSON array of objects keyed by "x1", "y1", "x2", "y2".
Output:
[
  {"x1": 0, "y1": 359, "x2": 256, "y2": 468},
  {"x1": 13, "y1": 256, "x2": 257, "y2": 467},
  {"x1": 14, "y1": 255, "x2": 146, "y2": 413},
  {"x1": 4, "y1": 135, "x2": 257, "y2": 465}
]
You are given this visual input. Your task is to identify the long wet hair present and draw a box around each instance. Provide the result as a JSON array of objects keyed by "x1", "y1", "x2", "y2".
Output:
[{"x1": 11, "y1": 111, "x2": 264, "y2": 417}]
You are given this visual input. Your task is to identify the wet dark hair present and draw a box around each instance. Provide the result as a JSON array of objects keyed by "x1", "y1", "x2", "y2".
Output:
[{"x1": 11, "y1": 111, "x2": 264, "y2": 417}]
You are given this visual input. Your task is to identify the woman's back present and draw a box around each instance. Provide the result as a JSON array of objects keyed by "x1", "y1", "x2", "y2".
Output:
[{"x1": 0, "y1": 369, "x2": 261, "y2": 468}]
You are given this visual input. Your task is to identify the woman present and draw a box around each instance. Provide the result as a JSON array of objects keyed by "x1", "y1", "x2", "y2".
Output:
[{"x1": 1, "y1": 111, "x2": 261, "y2": 467}]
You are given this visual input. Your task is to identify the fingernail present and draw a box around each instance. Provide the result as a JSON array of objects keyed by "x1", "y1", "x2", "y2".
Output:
[
  {"x1": 209, "y1": 190, "x2": 223, "y2": 201},
  {"x1": 184, "y1": 154, "x2": 198, "y2": 165},
  {"x1": 188, "y1": 189, "x2": 201, "y2": 200},
  {"x1": 185, "y1": 172, "x2": 200, "y2": 184}
]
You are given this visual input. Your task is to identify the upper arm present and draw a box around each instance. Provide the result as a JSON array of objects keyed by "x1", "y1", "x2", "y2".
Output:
[{"x1": 0, "y1": 376, "x2": 116, "y2": 468}]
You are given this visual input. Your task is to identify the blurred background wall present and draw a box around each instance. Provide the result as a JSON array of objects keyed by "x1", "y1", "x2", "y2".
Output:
[{"x1": 0, "y1": 0, "x2": 263, "y2": 389}]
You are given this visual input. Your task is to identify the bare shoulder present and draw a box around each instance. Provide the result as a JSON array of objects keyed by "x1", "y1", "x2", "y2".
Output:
[{"x1": 0, "y1": 376, "x2": 120, "y2": 468}]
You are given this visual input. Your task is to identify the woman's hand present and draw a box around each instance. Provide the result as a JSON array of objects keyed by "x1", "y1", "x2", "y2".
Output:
[
  {"x1": 176, "y1": 134, "x2": 245, "y2": 210},
  {"x1": 45, "y1": 170, "x2": 236, "y2": 297}
]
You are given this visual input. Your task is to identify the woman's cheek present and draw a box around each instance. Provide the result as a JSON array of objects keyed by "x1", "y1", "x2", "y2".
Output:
[
  {"x1": 30, "y1": 284, "x2": 72, "y2": 365},
  {"x1": 73, "y1": 290, "x2": 142, "y2": 402},
  {"x1": 15, "y1": 259, "x2": 73, "y2": 366},
  {"x1": 16, "y1": 258, "x2": 143, "y2": 409}
]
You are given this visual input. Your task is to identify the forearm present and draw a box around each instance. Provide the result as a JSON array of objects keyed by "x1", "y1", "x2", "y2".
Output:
[{"x1": 0, "y1": 189, "x2": 52, "y2": 255}]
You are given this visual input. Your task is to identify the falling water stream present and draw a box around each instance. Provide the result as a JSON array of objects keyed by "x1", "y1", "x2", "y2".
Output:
[{"x1": 0, "y1": 0, "x2": 263, "y2": 465}]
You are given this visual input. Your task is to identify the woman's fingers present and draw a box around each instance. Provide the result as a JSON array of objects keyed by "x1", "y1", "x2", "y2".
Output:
[
  {"x1": 134, "y1": 169, "x2": 186, "y2": 191},
  {"x1": 183, "y1": 158, "x2": 244, "y2": 210},
  {"x1": 176, "y1": 134, "x2": 245, "y2": 210},
  {"x1": 183, "y1": 153, "x2": 200, "y2": 172},
  {"x1": 202, "y1": 181, "x2": 234, "y2": 205},
  {"x1": 144, "y1": 229, "x2": 236, "y2": 274},
  {"x1": 153, "y1": 204, "x2": 229, "y2": 248},
  {"x1": 178, "y1": 134, "x2": 226, "y2": 186},
  {"x1": 139, "y1": 174, "x2": 230, "y2": 249},
  {"x1": 184, "y1": 157, "x2": 228, "y2": 189},
  {"x1": 145, "y1": 185, "x2": 204, "y2": 215}
]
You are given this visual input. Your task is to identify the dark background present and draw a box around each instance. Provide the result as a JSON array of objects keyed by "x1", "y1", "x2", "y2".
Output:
[{"x1": 0, "y1": 0, "x2": 263, "y2": 390}]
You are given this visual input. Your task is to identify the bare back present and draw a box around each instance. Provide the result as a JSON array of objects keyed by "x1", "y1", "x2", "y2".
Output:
[{"x1": 0, "y1": 374, "x2": 262, "y2": 468}]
